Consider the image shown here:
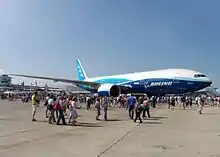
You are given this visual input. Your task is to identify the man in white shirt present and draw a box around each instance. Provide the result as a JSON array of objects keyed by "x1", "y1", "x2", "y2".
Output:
[
  {"x1": 48, "y1": 96, "x2": 56, "y2": 124},
  {"x1": 45, "y1": 94, "x2": 50, "y2": 118},
  {"x1": 86, "y1": 96, "x2": 91, "y2": 110}
]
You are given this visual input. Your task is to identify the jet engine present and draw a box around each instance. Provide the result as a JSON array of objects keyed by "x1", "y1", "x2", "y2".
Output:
[{"x1": 97, "y1": 84, "x2": 121, "y2": 97}]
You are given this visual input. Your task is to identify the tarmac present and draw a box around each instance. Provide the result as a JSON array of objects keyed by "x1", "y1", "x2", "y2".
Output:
[{"x1": 1, "y1": 100, "x2": 220, "y2": 157}]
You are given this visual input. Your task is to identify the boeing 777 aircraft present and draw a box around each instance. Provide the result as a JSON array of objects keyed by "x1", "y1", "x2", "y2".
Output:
[{"x1": 10, "y1": 59, "x2": 212, "y2": 97}]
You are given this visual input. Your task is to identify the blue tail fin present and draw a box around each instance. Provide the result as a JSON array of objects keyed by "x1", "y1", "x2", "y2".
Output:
[{"x1": 76, "y1": 58, "x2": 88, "y2": 81}]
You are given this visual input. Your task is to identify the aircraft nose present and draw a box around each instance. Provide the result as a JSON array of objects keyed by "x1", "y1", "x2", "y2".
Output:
[
  {"x1": 207, "y1": 80, "x2": 212, "y2": 86},
  {"x1": 204, "y1": 78, "x2": 212, "y2": 87}
]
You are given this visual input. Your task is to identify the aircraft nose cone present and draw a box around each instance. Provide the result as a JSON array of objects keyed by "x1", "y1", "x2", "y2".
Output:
[
  {"x1": 208, "y1": 80, "x2": 212, "y2": 86},
  {"x1": 203, "y1": 79, "x2": 212, "y2": 88}
]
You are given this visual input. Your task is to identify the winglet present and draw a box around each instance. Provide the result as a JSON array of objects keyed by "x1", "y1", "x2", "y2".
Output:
[{"x1": 76, "y1": 58, "x2": 88, "y2": 81}]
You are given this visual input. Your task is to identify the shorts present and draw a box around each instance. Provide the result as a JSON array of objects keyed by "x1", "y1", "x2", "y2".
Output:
[{"x1": 32, "y1": 105, "x2": 38, "y2": 112}]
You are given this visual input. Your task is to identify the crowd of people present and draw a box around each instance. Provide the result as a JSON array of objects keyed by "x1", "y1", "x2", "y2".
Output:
[
  {"x1": 31, "y1": 91, "x2": 220, "y2": 125},
  {"x1": 29, "y1": 92, "x2": 152, "y2": 124},
  {"x1": 2, "y1": 90, "x2": 220, "y2": 125}
]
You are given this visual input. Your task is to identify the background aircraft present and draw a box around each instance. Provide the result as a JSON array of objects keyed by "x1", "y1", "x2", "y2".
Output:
[{"x1": 10, "y1": 59, "x2": 212, "y2": 97}]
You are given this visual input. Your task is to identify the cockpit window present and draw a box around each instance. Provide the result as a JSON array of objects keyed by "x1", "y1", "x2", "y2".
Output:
[{"x1": 194, "y1": 74, "x2": 206, "y2": 78}]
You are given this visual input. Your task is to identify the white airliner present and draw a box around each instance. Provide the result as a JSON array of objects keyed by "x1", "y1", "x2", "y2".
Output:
[{"x1": 10, "y1": 59, "x2": 212, "y2": 97}]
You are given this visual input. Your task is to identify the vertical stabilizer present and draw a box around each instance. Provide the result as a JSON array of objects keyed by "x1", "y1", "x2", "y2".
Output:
[{"x1": 76, "y1": 58, "x2": 88, "y2": 81}]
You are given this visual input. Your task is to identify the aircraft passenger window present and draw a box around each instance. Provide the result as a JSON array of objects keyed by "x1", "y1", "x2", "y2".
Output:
[{"x1": 194, "y1": 74, "x2": 206, "y2": 78}]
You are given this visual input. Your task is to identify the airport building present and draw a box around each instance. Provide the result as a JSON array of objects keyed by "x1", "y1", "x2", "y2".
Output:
[{"x1": 0, "y1": 74, "x2": 12, "y2": 87}]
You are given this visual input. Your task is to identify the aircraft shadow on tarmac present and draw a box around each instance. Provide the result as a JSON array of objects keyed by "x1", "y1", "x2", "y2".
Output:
[
  {"x1": 104, "y1": 119, "x2": 123, "y2": 122},
  {"x1": 35, "y1": 121, "x2": 103, "y2": 127},
  {"x1": 146, "y1": 116, "x2": 168, "y2": 120},
  {"x1": 0, "y1": 118, "x2": 16, "y2": 121},
  {"x1": 74, "y1": 122, "x2": 102, "y2": 128},
  {"x1": 203, "y1": 112, "x2": 220, "y2": 115},
  {"x1": 143, "y1": 121, "x2": 162, "y2": 125},
  {"x1": 35, "y1": 120, "x2": 49, "y2": 123}
]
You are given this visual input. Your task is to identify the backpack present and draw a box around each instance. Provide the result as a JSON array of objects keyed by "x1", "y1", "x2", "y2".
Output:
[{"x1": 54, "y1": 101, "x2": 61, "y2": 110}]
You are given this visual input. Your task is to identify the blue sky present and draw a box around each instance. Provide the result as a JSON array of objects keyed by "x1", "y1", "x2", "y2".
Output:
[{"x1": 0, "y1": 0, "x2": 219, "y2": 86}]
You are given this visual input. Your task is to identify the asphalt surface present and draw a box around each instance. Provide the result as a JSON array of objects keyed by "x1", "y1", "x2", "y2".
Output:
[{"x1": 1, "y1": 100, "x2": 220, "y2": 157}]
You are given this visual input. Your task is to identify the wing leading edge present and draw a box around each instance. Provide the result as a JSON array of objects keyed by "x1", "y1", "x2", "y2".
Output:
[{"x1": 9, "y1": 74, "x2": 101, "y2": 88}]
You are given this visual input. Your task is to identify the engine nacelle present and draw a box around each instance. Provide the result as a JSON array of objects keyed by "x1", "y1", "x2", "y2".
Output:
[{"x1": 97, "y1": 84, "x2": 121, "y2": 97}]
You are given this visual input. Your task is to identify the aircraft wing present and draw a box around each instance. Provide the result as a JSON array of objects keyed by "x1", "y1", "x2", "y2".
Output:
[
  {"x1": 9, "y1": 74, "x2": 133, "y2": 92},
  {"x1": 9, "y1": 74, "x2": 101, "y2": 88}
]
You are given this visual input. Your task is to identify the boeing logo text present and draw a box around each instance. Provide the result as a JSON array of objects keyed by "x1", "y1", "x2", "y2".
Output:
[{"x1": 150, "y1": 81, "x2": 173, "y2": 86}]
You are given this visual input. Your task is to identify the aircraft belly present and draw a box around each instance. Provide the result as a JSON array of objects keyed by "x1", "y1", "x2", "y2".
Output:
[{"x1": 78, "y1": 79, "x2": 209, "y2": 95}]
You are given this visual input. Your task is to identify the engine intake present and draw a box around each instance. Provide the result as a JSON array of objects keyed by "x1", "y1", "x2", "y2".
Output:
[{"x1": 97, "y1": 84, "x2": 121, "y2": 97}]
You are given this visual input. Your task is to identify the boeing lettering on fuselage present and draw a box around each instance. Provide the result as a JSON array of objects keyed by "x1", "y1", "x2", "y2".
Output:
[{"x1": 150, "y1": 81, "x2": 172, "y2": 87}]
